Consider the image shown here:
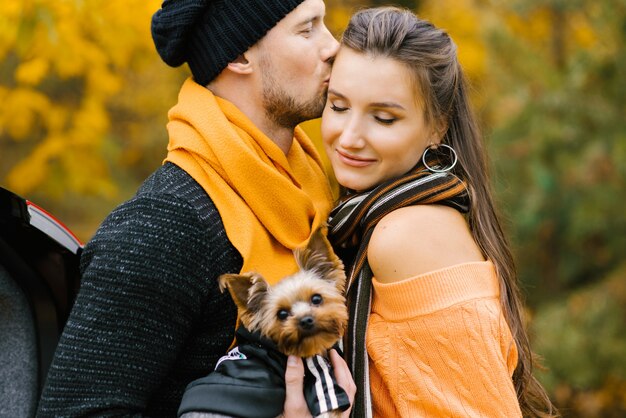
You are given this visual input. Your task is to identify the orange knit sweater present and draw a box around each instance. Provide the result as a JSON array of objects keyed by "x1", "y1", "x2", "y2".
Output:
[{"x1": 366, "y1": 261, "x2": 522, "y2": 417}]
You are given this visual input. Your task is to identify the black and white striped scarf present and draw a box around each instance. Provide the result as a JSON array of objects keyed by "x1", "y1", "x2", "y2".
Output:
[{"x1": 327, "y1": 158, "x2": 470, "y2": 417}]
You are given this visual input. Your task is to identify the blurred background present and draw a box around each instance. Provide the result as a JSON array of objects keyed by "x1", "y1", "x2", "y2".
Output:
[{"x1": 1, "y1": 0, "x2": 624, "y2": 415}]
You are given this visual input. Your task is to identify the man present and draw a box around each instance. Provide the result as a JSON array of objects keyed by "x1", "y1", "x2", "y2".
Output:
[{"x1": 37, "y1": 0, "x2": 353, "y2": 416}]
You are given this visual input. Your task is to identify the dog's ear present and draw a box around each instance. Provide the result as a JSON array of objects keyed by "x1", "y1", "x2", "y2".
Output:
[
  {"x1": 219, "y1": 273, "x2": 269, "y2": 314},
  {"x1": 295, "y1": 227, "x2": 346, "y2": 292}
]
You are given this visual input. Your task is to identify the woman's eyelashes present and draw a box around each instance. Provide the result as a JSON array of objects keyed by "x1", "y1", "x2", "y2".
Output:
[
  {"x1": 329, "y1": 100, "x2": 399, "y2": 125},
  {"x1": 330, "y1": 103, "x2": 348, "y2": 112},
  {"x1": 374, "y1": 115, "x2": 397, "y2": 125}
]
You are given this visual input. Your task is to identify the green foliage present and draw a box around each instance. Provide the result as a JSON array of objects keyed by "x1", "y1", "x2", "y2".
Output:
[
  {"x1": 479, "y1": 2, "x2": 626, "y2": 412},
  {"x1": 532, "y1": 264, "x2": 626, "y2": 415},
  {"x1": 483, "y1": 0, "x2": 626, "y2": 300}
]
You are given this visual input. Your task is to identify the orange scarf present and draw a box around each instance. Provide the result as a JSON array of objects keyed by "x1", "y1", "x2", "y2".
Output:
[{"x1": 165, "y1": 78, "x2": 333, "y2": 284}]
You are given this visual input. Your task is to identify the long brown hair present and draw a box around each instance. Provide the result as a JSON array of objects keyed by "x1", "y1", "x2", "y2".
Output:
[{"x1": 341, "y1": 7, "x2": 557, "y2": 417}]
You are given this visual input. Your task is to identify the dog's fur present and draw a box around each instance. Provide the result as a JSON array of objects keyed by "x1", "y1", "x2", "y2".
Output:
[
  {"x1": 181, "y1": 228, "x2": 348, "y2": 418},
  {"x1": 220, "y1": 228, "x2": 348, "y2": 358}
]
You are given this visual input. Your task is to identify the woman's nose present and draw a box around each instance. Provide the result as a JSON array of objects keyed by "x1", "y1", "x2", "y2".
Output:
[{"x1": 337, "y1": 119, "x2": 364, "y2": 149}]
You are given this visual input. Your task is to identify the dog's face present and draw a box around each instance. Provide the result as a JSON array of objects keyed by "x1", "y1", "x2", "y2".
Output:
[{"x1": 219, "y1": 229, "x2": 348, "y2": 358}]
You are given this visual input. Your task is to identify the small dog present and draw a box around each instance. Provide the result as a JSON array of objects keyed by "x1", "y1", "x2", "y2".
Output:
[
  {"x1": 220, "y1": 227, "x2": 349, "y2": 358},
  {"x1": 178, "y1": 228, "x2": 349, "y2": 418}
]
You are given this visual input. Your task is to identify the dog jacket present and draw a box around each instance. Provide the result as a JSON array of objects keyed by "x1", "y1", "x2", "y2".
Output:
[{"x1": 177, "y1": 326, "x2": 350, "y2": 418}]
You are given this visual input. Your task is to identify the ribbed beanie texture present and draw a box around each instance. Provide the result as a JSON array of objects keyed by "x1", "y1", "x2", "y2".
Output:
[{"x1": 151, "y1": 0, "x2": 306, "y2": 85}]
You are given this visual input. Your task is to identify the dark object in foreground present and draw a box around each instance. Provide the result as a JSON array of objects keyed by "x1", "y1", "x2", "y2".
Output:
[{"x1": 0, "y1": 186, "x2": 82, "y2": 414}]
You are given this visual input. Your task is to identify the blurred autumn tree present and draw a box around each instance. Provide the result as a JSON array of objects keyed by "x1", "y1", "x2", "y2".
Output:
[
  {"x1": 1, "y1": 0, "x2": 625, "y2": 415},
  {"x1": 532, "y1": 265, "x2": 626, "y2": 417},
  {"x1": 0, "y1": 0, "x2": 184, "y2": 238},
  {"x1": 483, "y1": 0, "x2": 626, "y2": 302},
  {"x1": 479, "y1": 0, "x2": 626, "y2": 415}
]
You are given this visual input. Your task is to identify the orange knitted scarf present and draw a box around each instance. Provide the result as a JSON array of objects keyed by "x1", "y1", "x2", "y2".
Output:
[{"x1": 165, "y1": 78, "x2": 333, "y2": 284}]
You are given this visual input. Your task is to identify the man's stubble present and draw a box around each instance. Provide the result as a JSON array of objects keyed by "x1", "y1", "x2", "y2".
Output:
[{"x1": 260, "y1": 55, "x2": 328, "y2": 130}]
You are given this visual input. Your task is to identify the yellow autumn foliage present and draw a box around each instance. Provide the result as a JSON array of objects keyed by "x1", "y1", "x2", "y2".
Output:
[
  {"x1": 0, "y1": 0, "x2": 164, "y2": 200},
  {"x1": 421, "y1": 0, "x2": 487, "y2": 80},
  {"x1": 15, "y1": 57, "x2": 50, "y2": 86},
  {"x1": 496, "y1": 3, "x2": 600, "y2": 58}
]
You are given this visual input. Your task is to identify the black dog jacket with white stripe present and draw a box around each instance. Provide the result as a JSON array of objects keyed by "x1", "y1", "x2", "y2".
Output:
[{"x1": 177, "y1": 326, "x2": 350, "y2": 417}]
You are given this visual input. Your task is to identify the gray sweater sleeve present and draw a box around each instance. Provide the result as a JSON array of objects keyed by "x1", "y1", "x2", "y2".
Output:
[{"x1": 37, "y1": 192, "x2": 224, "y2": 417}]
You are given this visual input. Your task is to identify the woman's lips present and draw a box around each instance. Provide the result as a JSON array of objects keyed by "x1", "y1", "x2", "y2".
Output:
[{"x1": 336, "y1": 149, "x2": 376, "y2": 167}]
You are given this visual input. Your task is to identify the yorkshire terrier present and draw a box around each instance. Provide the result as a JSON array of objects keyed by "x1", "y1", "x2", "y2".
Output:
[{"x1": 178, "y1": 228, "x2": 350, "y2": 418}]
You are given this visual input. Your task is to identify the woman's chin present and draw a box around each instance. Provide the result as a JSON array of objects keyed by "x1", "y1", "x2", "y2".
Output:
[{"x1": 335, "y1": 175, "x2": 375, "y2": 193}]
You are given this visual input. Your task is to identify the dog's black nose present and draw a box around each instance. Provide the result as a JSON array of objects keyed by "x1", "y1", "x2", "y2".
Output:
[{"x1": 299, "y1": 316, "x2": 315, "y2": 330}]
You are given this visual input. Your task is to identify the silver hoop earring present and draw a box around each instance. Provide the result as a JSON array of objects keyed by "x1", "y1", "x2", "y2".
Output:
[{"x1": 422, "y1": 143, "x2": 458, "y2": 173}]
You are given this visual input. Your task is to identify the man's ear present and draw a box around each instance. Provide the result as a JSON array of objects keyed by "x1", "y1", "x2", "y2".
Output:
[{"x1": 226, "y1": 54, "x2": 253, "y2": 75}]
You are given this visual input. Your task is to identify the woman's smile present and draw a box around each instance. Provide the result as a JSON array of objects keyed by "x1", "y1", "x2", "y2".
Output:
[{"x1": 336, "y1": 149, "x2": 377, "y2": 167}]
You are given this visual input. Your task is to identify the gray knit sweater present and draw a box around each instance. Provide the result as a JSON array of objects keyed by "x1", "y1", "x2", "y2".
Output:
[{"x1": 37, "y1": 163, "x2": 242, "y2": 417}]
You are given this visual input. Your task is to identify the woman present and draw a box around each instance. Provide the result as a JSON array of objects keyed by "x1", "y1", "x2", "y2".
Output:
[{"x1": 322, "y1": 7, "x2": 557, "y2": 417}]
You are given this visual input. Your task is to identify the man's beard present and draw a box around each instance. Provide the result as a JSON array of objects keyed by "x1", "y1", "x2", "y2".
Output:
[{"x1": 260, "y1": 58, "x2": 327, "y2": 129}]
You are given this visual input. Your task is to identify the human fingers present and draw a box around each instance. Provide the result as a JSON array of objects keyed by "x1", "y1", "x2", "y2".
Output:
[
  {"x1": 330, "y1": 349, "x2": 356, "y2": 418},
  {"x1": 283, "y1": 355, "x2": 313, "y2": 418}
]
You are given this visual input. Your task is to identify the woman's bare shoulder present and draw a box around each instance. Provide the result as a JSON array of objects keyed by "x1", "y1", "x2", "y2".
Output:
[{"x1": 367, "y1": 205, "x2": 484, "y2": 283}]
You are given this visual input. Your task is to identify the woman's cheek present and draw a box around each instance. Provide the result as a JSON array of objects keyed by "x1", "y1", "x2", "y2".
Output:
[{"x1": 321, "y1": 114, "x2": 339, "y2": 147}]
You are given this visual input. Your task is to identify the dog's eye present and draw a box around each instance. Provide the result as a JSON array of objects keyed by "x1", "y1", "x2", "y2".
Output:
[
  {"x1": 311, "y1": 294, "x2": 323, "y2": 305},
  {"x1": 277, "y1": 309, "x2": 289, "y2": 320}
]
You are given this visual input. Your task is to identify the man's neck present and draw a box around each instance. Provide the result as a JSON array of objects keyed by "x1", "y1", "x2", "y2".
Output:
[
  {"x1": 255, "y1": 121, "x2": 294, "y2": 155},
  {"x1": 207, "y1": 82, "x2": 294, "y2": 156}
]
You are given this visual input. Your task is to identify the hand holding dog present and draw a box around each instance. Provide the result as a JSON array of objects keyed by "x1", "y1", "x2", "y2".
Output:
[{"x1": 283, "y1": 349, "x2": 355, "y2": 418}]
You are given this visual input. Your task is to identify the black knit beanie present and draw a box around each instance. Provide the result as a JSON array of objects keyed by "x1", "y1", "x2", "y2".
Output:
[{"x1": 151, "y1": 0, "x2": 306, "y2": 85}]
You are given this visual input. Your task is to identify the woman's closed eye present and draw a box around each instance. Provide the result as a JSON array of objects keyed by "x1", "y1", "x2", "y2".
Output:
[
  {"x1": 374, "y1": 111, "x2": 398, "y2": 125},
  {"x1": 330, "y1": 102, "x2": 349, "y2": 112},
  {"x1": 375, "y1": 115, "x2": 397, "y2": 125}
]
